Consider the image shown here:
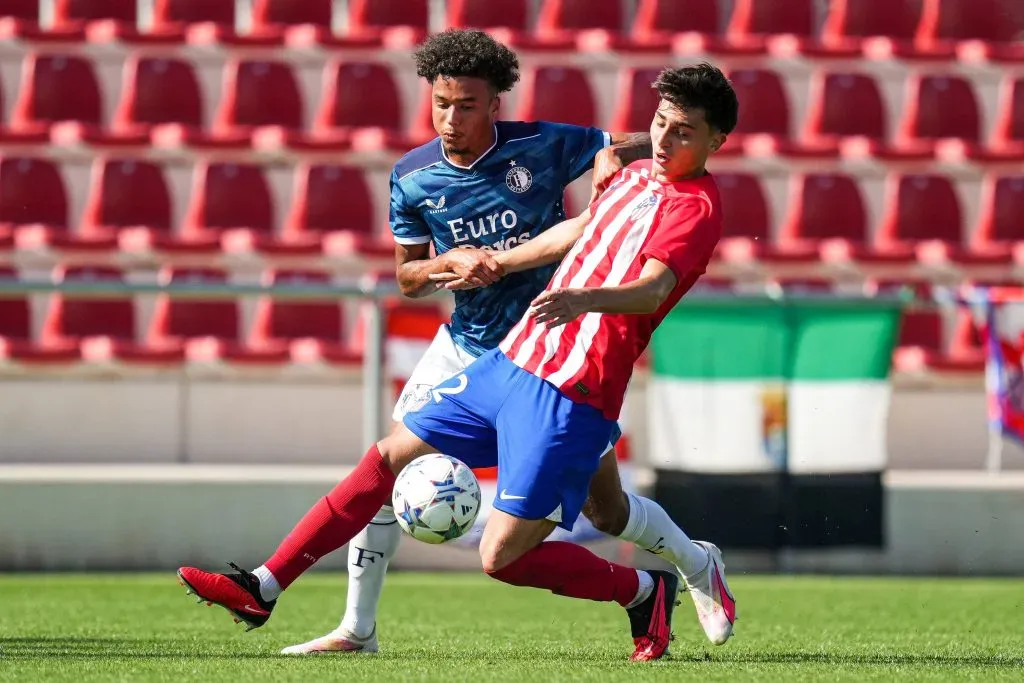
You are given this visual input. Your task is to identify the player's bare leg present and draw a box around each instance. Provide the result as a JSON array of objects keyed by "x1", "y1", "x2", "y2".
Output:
[
  {"x1": 582, "y1": 451, "x2": 736, "y2": 645},
  {"x1": 281, "y1": 422, "x2": 408, "y2": 655},
  {"x1": 480, "y1": 509, "x2": 680, "y2": 661}
]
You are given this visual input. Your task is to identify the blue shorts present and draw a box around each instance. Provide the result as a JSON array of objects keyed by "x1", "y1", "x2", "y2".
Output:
[{"x1": 403, "y1": 348, "x2": 617, "y2": 531}]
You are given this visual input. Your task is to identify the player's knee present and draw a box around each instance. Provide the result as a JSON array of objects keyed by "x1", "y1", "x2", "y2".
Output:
[
  {"x1": 479, "y1": 541, "x2": 508, "y2": 576},
  {"x1": 583, "y1": 493, "x2": 629, "y2": 536}
]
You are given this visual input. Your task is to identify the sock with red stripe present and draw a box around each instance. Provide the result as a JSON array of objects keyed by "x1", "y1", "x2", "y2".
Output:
[
  {"x1": 257, "y1": 445, "x2": 395, "y2": 597},
  {"x1": 487, "y1": 540, "x2": 645, "y2": 607}
]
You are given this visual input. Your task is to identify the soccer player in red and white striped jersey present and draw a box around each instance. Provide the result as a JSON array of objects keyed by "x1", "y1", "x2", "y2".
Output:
[{"x1": 177, "y1": 63, "x2": 739, "y2": 661}]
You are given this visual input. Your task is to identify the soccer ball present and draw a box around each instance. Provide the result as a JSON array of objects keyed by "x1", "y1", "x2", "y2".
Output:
[{"x1": 392, "y1": 454, "x2": 482, "y2": 544}]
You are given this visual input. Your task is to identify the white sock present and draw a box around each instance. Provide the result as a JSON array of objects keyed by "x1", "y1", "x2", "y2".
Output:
[
  {"x1": 625, "y1": 570, "x2": 655, "y2": 609},
  {"x1": 618, "y1": 492, "x2": 710, "y2": 578},
  {"x1": 338, "y1": 505, "x2": 402, "y2": 639},
  {"x1": 252, "y1": 565, "x2": 281, "y2": 602}
]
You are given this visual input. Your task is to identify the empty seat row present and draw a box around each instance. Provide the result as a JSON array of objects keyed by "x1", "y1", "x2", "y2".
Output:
[
  {"x1": 4, "y1": 53, "x2": 1023, "y2": 161},
  {"x1": 716, "y1": 172, "x2": 1024, "y2": 263},
  {"x1": 0, "y1": 265, "x2": 446, "y2": 365},
  {"x1": 0, "y1": 156, "x2": 381, "y2": 254},
  {"x1": 3, "y1": 0, "x2": 1021, "y2": 60}
]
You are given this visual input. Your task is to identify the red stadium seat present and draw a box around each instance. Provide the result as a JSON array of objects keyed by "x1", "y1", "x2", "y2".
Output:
[
  {"x1": 0, "y1": 0, "x2": 39, "y2": 22},
  {"x1": 778, "y1": 174, "x2": 868, "y2": 260},
  {"x1": 10, "y1": 54, "x2": 102, "y2": 137},
  {"x1": 79, "y1": 158, "x2": 172, "y2": 246},
  {"x1": 821, "y1": 0, "x2": 920, "y2": 43},
  {"x1": 875, "y1": 174, "x2": 963, "y2": 259},
  {"x1": 916, "y1": 0, "x2": 1019, "y2": 46},
  {"x1": 897, "y1": 309, "x2": 944, "y2": 352},
  {"x1": 713, "y1": 173, "x2": 771, "y2": 260},
  {"x1": 282, "y1": 164, "x2": 379, "y2": 255},
  {"x1": 54, "y1": 0, "x2": 135, "y2": 27},
  {"x1": 0, "y1": 157, "x2": 70, "y2": 247},
  {"x1": 727, "y1": 0, "x2": 813, "y2": 41},
  {"x1": 181, "y1": 162, "x2": 273, "y2": 247},
  {"x1": 42, "y1": 266, "x2": 134, "y2": 342},
  {"x1": 313, "y1": 61, "x2": 406, "y2": 151},
  {"x1": 898, "y1": 75, "x2": 981, "y2": 145},
  {"x1": 992, "y1": 76, "x2": 1024, "y2": 145},
  {"x1": 727, "y1": 69, "x2": 790, "y2": 144},
  {"x1": 972, "y1": 175, "x2": 1024, "y2": 257},
  {"x1": 610, "y1": 69, "x2": 662, "y2": 132},
  {"x1": 0, "y1": 267, "x2": 31, "y2": 353},
  {"x1": 113, "y1": 56, "x2": 203, "y2": 136},
  {"x1": 803, "y1": 72, "x2": 887, "y2": 145},
  {"x1": 250, "y1": 270, "x2": 357, "y2": 364},
  {"x1": 252, "y1": 0, "x2": 330, "y2": 28},
  {"x1": 153, "y1": 0, "x2": 234, "y2": 28},
  {"x1": 516, "y1": 67, "x2": 597, "y2": 128},
  {"x1": 537, "y1": 0, "x2": 624, "y2": 35},
  {"x1": 631, "y1": 0, "x2": 721, "y2": 44},
  {"x1": 349, "y1": 0, "x2": 429, "y2": 31},
  {"x1": 447, "y1": 0, "x2": 528, "y2": 30},
  {"x1": 214, "y1": 60, "x2": 304, "y2": 136},
  {"x1": 944, "y1": 308, "x2": 985, "y2": 370}
]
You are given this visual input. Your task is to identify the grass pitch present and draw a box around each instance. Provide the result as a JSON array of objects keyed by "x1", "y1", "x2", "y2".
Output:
[{"x1": 1, "y1": 572, "x2": 1021, "y2": 682}]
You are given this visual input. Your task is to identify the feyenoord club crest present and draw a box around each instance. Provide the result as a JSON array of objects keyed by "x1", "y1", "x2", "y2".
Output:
[{"x1": 506, "y1": 163, "x2": 533, "y2": 193}]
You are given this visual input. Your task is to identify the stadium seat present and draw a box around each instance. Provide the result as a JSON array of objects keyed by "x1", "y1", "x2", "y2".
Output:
[
  {"x1": 875, "y1": 174, "x2": 964, "y2": 260},
  {"x1": 214, "y1": 60, "x2": 304, "y2": 139},
  {"x1": 349, "y1": 0, "x2": 428, "y2": 31},
  {"x1": 778, "y1": 174, "x2": 869, "y2": 260},
  {"x1": 311, "y1": 61, "x2": 407, "y2": 151},
  {"x1": 631, "y1": 0, "x2": 721, "y2": 45},
  {"x1": 281, "y1": 164, "x2": 379, "y2": 255},
  {"x1": 516, "y1": 67, "x2": 597, "y2": 129},
  {"x1": 180, "y1": 163, "x2": 273, "y2": 250},
  {"x1": 802, "y1": 72, "x2": 887, "y2": 147},
  {"x1": 0, "y1": 156, "x2": 72, "y2": 248},
  {"x1": 10, "y1": 54, "x2": 102, "y2": 140},
  {"x1": 447, "y1": 0, "x2": 528, "y2": 30},
  {"x1": 944, "y1": 308, "x2": 986, "y2": 371},
  {"x1": 537, "y1": 0, "x2": 624, "y2": 35},
  {"x1": 916, "y1": 0, "x2": 1020, "y2": 47},
  {"x1": 896, "y1": 308, "x2": 944, "y2": 353},
  {"x1": 110, "y1": 57, "x2": 203, "y2": 146},
  {"x1": 152, "y1": 0, "x2": 234, "y2": 29},
  {"x1": 819, "y1": 0, "x2": 925, "y2": 57},
  {"x1": 53, "y1": 0, "x2": 135, "y2": 27},
  {"x1": 78, "y1": 158, "x2": 173, "y2": 248},
  {"x1": 992, "y1": 76, "x2": 1024, "y2": 146},
  {"x1": 41, "y1": 266, "x2": 135, "y2": 352},
  {"x1": 899, "y1": 75, "x2": 981, "y2": 145},
  {"x1": 727, "y1": 69, "x2": 791, "y2": 148},
  {"x1": 610, "y1": 69, "x2": 662, "y2": 133},
  {"x1": 0, "y1": 0, "x2": 39, "y2": 22},
  {"x1": 713, "y1": 173, "x2": 771, "y2": 261},
  {"x1": 250, "y1": 270, "x2": 358, "y2": 364},
  {"x1": 727, "y1": 0, "x2": 813, "y2": 44},
  {"x1": 971, "y1": 175, "x2": 1024, "y2": 260},
  {"x1": 252, "y1": 0, "x2": 331, "y2": 29}
]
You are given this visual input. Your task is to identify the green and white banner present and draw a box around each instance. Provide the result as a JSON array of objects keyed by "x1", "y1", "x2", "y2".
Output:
[{"x1": 647, "y1": 296, "x2": 903, "y2": 548}]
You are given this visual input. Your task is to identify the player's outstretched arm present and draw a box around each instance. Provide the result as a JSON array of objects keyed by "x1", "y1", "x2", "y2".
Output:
[
  {"x1": 396, "y1": 243, "x2": 504, "y2": 298},
  {"x1": 529, "y1": 259, "x2": 677, "y2": 328}
]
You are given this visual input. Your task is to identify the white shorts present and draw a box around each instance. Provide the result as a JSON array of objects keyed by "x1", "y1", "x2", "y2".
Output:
[{"x1": 392, "y1": 325, "x2": 478, "y2": 422}]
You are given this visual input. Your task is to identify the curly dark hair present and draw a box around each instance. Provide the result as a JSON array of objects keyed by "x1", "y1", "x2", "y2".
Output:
[
  {"x1": 653, "y1": 63, "x2": 739, "y2": 135},
  {"x1": 413, "y1": 29, "x2": 520, "y2": 94}
]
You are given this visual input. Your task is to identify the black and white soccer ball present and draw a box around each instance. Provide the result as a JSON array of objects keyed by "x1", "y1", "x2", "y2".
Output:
[{"x1": 392, "y1": 454, "x2": 482, "y2": 544}]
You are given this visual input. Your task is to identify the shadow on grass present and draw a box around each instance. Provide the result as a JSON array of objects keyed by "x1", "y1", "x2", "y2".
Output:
[{"x1": 2, "y1": 638, "x2": 1022, "y2": 669}]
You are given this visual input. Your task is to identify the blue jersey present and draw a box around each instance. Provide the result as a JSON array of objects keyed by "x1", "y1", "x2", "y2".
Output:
[{"x1": 389, "y1": 121, "x2": 609, "y2": 356}]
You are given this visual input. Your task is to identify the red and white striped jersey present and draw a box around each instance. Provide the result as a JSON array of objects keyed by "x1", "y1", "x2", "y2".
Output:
[{"x1": 499, "y1": 160, "x2": 722, "y2": 420}]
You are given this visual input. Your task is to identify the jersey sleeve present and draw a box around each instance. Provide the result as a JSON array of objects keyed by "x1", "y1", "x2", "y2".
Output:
[
  {"x1": 541, "y1": 121, "x2": 611, "y2": 185},
  {"x1": 388, "y1": 169, "x2": 431, "y2": 245},
  {"x1": 641, "y1": 198, "x2": 721, "y2": 284}
]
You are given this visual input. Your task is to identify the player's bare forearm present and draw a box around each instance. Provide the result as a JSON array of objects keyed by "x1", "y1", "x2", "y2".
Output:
[
  {"x1": 493, "y1": 209, "x2": 591, "y2": 274},
  {"x1": 608, "y1": 132, "x2": 653, "y2": 165},
  {"x1": 529, "y1": 259, "x2": 678, "y2": 327},
  {"x1": 396, "y1": 254, "x2": 446, "y2": 297},
  {"x1": 399, "y1": 242, "x2": 504, "y2": 296}
]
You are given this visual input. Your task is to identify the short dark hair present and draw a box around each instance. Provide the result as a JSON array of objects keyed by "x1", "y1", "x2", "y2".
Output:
[
  {"x1": 413, "y1": 29, "x2": 520, "y2": 94},
  {"x1": 653, "y1": 63, "x2": 738, "y2": 135}
]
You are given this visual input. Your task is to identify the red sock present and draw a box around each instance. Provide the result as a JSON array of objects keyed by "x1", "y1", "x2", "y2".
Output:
[
  {"x1": 487, "y1": 541, "x2": 640, "y2": 607},
  {"x1": 264, "y1": 445, "x2": 395, "y2": 589}
]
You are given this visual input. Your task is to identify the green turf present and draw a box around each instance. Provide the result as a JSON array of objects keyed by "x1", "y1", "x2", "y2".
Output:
[{"x1": 1, "y1": 572, "x2": 1021, "y2": 682}]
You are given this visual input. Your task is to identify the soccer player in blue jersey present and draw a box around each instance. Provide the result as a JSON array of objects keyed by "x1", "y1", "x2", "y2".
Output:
[{"x1": 193, "y1": 30, "x2": 728, "y2": 654}]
